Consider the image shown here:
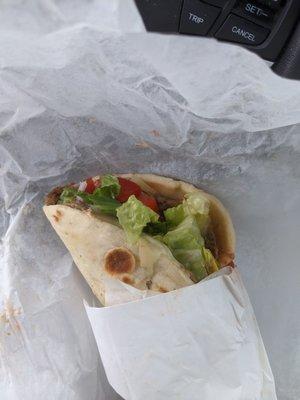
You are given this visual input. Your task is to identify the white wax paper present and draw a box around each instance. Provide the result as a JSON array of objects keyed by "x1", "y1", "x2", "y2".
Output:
[
  {"x1": 86, "y1": 268, "x2": 276, "y2": 400},
  {"x1": 0, "y1": 1, "x2": 299, "y2": 400}
]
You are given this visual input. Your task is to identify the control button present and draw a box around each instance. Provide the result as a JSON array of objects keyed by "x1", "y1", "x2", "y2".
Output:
[
  {"x1": 215, "y1": 14, "x2": 270, "y2": 45},
  {"x1": 233, "y1": 1, "x2": 274, "y2": 26},
  {"x1": 179, "y1": 0, "x2": 221, "y2": 36}
]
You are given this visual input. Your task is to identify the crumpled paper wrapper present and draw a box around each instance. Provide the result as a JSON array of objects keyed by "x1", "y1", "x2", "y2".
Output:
[
  {"x1": 0, "y1": 1, "x2": 300, "y2": 400},
  {"x1": 86, "y1": 268, "x2": 276, "y2": 400}
]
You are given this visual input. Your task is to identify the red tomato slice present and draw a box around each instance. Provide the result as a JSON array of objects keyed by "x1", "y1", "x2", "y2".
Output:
[
  {"x1": 85, "y1": 178, "x2": 97, "y2": 194},
  {"x1": 136, "y1": 192, "x2": 159, "y2": 213},
  {"x1": 116, "y1": 178, "x2": 142, "y2": 202}
]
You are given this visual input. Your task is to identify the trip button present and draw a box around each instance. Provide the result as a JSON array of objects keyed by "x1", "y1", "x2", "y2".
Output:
[
  {"x1": 215, "y1": 14, "x2": 270, "y2": 46},
  {"x1": 233, "y1": 1, "x2": 274, "y2": 27},
  {"x1": 179, "y1": 0, "x2": 221, "y2": 36}
]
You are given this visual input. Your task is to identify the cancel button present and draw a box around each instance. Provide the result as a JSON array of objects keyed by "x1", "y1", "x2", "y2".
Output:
[{"x1": 215, "y1": 14, "x2": 270, "y2": 46}]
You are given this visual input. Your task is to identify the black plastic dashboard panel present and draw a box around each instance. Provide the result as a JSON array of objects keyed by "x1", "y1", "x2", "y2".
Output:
[
  {"x1": 135, "y1": 0, "x2": 183, "y2": 32},
  {"x1": 135, "y1": 0, "x2": 300, "y2": 67},
  {"x1": 273, "y1": 20, "x2": 300, "y2": 79}
]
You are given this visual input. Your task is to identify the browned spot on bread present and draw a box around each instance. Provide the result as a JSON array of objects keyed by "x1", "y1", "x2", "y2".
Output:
[
  {"x1": 104, "y1": 247, "x2": 136, "y2": 276},
  {"x1": 158, "y1": 286, "x2": 168, "y2": 293},
  {"x1": 219, "y1": 252, "x2": 235, "y2": 267},
  {"x1": 122, "y1": 275, "x2": 135, "y2": 285},
  {"x1": 52, "y1": 209, "x2": 63, "y2": 223}
]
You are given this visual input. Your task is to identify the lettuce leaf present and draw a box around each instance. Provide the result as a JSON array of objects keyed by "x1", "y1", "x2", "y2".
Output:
[
  {"x1": 117, "y1": 195, "x2": 159, "y2": 243},
  {"x1": 59, "y1": 186, "x2": 98, "y2": 205},
  {"x1": 163, "y1": 215, "x2": 208, "y2": 281},
  {"x1": 59, "y1": 175, "x2": 121, "y2": 215},
  {"x1": 184, "y1": 192, "x2": 209, "y2": 216},
  {"x1": 164, "y1": 204, "x2": 185, "y2": 227},
  {"x1": 144, "y1": 221, "x2": 168, "y2": 236},
  {"x1": 90, "y1": 198, "x2": 121, "y2": 215},
  {"x1": 161, "y1": 193, "x2": 219, "y2": 281},
  {"x1": 163, "y1": 216, "x2": 204, "y2": 250},
  {"x1": 172, "y1": 249, "x2": 207, "y2": 282},
  {"x1": 164, "y1": 192, "x2": 210, "y2": 233},
  {"x1": 59, "y1": 187, "x2": 79, "y2": 204},
  {"x1": 185, "y1": 193, "x2": 210, "y2": 233},
  {"x1": 96, "y1": 174, "x2": 120, "y2": 198},
  {"x1": 202, "y1": 248, "x2": 219, "y2": 274}
]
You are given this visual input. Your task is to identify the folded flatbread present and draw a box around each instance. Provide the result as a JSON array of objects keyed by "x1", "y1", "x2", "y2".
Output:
[{"x1": 44, "y1": 174, "x2": 235, "y2": 305}]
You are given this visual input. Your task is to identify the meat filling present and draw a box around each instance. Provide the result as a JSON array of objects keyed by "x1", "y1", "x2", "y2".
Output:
[
  {"x1": 44, "y1": 186, "x2": 64, "y2": 206},
  {"x1": 204, "y1": 228, "x2": 218, "y2": 259},
  {"x1": 156, "y1": 196, "x2": 182, "y2": 212}
]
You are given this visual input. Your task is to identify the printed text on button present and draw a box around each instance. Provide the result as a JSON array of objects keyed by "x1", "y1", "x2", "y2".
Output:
[
  {"x1": 189, "y1": 13, "x2": 204, "y2": 24},
  {"x1": 232, "y1": 26, "x2": 255, "y2": 42}
]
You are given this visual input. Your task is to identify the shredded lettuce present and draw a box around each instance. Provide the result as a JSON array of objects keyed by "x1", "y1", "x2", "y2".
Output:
[
  {"x1": 96, "y1": 174, "x2": 120, "y2": 198},
  {"x1": 59, "y1": 175, "x2": 121, "y2": 215},
  {"x1": 143, "y1": 221, "x2": 168, "y2": 236},
  {"x1": 59, "y1": 187, "x2": 79, "y2": 204},
  {"x1": 90, "y1": 198, "x2": 121, "y2": 215},
  {"x1": 163, "y1": 216, "x2": 208, "y2": 281},
  {"x1": 172, "y1": 249, "x2": 207, "y2": 282},
  {"x1": 202, "y1": 248, "x2": 219, "y2": 274},
  {"x1": 164, "y1": 192, "x2": 210, "y2": 233},
  {"x1": 163, "y1": 216, "x2": 204, "y2": 250},
  {"x1": 185, "y1": 193, "x2": 210, "y2": 233},
  {"x1": 160, "y1": 192, "x2": 218, "y2": 281},
  {"x1": 116, "y1": 195, "x2": 159, "y2": 243},
  {"x1": 164, "y1": 204, "x2": 185, "y2": 227},
  {"x1": 59, "y1": 186, "x2": 96, "y2": 205},
  {"x1": 184, "y1": 192, "x2": 209, "y2": 216}
]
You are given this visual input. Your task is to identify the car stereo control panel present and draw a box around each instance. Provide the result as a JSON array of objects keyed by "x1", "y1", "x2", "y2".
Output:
[{"x1": 135, "y1": 0, "x2": 300, "y2": 61}]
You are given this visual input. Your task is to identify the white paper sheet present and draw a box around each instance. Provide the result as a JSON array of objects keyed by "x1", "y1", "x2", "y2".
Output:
[
  {"x1": 0, "y1": 1, "x2": 299, "y2": 400},
  {"x1": 86, "y1": 268, "x2": 276, "y2": 400}
]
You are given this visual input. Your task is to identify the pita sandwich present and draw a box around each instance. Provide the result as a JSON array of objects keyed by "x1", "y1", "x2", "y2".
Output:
[{"x1": 44, "y1": 174, "x2": 235, "y2": 306}]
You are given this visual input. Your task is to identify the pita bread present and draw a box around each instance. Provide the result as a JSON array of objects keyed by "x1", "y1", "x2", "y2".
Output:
[{"x1": 44, "y1": 174, "x2": 235, "y2": 305}]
